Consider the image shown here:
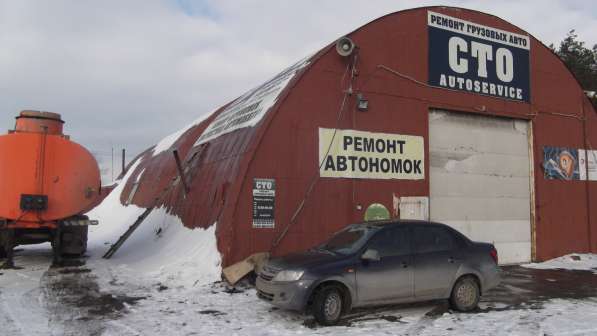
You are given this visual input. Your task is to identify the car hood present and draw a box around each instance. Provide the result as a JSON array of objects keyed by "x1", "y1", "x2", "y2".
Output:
[{"x1": 268, "y1": 250, "x2": 342, "y2": 270}]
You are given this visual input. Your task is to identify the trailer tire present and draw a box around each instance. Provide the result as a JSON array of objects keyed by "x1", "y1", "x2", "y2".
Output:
[
  {"x1": 0, "y1": 231, "x2": 8, "y2": 258},
  {"x1": 60, "y1": 225, "x2": 88, "y2": 256}
]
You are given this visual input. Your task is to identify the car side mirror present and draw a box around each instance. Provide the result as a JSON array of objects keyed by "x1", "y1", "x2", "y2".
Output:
[{"x1": 361, "y1": 248, "x2": 380, "y2": 261}]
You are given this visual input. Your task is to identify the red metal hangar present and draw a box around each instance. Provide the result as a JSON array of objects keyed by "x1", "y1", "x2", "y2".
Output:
[{"x1": 118, "y1": 7, "x2": 597, "y2": 266}]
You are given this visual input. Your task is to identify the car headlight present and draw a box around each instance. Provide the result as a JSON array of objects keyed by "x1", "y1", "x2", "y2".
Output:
[{"x1": 272, "y1": 270, "x2": 304, "y2": 282}]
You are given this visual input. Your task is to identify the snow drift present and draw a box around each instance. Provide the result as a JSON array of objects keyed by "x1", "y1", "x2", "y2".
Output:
[
  {"x1": 523, "y1": 253, "x2": 597, "y2": 274},
  {"x1": 87, "y1": 156, "x2": 222, "y2": 288}
]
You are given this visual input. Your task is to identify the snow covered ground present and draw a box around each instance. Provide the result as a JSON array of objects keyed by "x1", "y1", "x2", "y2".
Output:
[
  {"x1": 2, "y1": 158, "x2": 597, "y2": 335},
  {"x1": 3, "y1": 246, "x2": 597, "y2": 336},
  {"x1": 523, "y1": 254, "x2": 597, "y2": 274}
]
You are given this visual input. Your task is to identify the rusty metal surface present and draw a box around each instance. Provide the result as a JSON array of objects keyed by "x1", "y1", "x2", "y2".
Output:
[
  {"x1": 120, "y1": 6, "x2": 597, "y2": 266},
  {"x1": 15, "y1": 110, "x2": 64, "y2": 135}
]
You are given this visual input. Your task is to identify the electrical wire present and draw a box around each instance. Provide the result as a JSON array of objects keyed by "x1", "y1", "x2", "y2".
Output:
[
  {"x1": 376, "y1": 65, "x2": 431, "y2": 88},
  {"x1": 374, "y1": 64, "x2": 588, "y2": 121},
  {"x1": 271, "y1": 55, "x2": 357, "y2": 251}
]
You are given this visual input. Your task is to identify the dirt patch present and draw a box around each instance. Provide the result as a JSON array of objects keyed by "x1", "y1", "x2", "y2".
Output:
[
  {"x1": 58, "y1": 268, "x2": 92, "y2": 275},
  {"x1": 51, "y1": 258, "x2": 86, "y2": 268},
  {"x1": 43, "y1": 268, "x2": 146, "y2": 317},
  {"x1": 347, "y1": 314, "x2": 407, "y2": 324},
  {"x1": 83, "y1": 293, "x2": 146, "y2": 315},
  {"x1": 0, "y1": 263, "x2": 23, "y2": 270},
  {"x1": 424, "y1": 301, "x2": 450, "y2": 317},
  {"x1": 198, "y1": 309, "x2": 226, "y2": 316},
  {"x1": 479, "y1": 266, "x2": 597, "y2": 312},
  {"x1": 41, "y1": 261, "x2": 146, "y2": 335}
]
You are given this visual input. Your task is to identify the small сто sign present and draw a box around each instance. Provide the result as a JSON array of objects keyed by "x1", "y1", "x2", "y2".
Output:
[{"x1": 252, "y1": 178, "x2": 276, "y2": 228}]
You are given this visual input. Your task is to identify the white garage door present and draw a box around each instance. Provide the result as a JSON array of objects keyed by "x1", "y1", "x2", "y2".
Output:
[{"x1": 429, "y1": 110, "x2": 532, "y2": 264}]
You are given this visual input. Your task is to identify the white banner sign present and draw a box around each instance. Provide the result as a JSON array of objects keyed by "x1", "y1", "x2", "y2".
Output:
[
  {"x1": 194, "y1": 57, "x2": 310, "y2": 146},
  {"x1": 579, "y1": 149, "x2": 597, "y2": 181},
  {"x1": 319, "y1": 128, "x2": 425, "y2": 180}
]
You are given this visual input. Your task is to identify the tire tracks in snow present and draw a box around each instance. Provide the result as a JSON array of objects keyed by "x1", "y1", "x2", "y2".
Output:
[
  {"x1": 40, "y1": 260, "x2": 146, "y2": 336},
  {"x1": 1, "y1": 249, "x2": 145, "y2": 336}
]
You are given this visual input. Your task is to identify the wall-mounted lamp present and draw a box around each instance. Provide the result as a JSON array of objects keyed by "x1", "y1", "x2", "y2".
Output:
[{"x1": 357, "y1": 93, "x2": 369, "y2": 111}]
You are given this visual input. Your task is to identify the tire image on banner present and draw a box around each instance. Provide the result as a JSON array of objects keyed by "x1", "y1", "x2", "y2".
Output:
[{"x1": 543, "y1": 147, "x2": 580, "y2": 180}]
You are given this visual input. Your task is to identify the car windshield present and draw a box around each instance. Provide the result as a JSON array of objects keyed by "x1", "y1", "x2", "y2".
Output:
[{"x1": 317, "y1": 225, "x2": 378, "y2": 255}]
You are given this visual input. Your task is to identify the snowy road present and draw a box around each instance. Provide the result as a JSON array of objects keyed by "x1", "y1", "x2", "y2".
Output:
[
  {"x1": 0, "y1": 247, "x2": 52, "y2": 335},
  {"x1": 2, "y1": 247, "x2": 597, "y2": 335},
  {"x1": 0, "y1": 245, "x2": 146, "y2": 336}
]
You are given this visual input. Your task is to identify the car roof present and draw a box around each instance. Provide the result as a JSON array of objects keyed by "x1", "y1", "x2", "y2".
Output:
[
  {"x1": 347, "y1": 219, "x2": 471, "y2": 243},
  {"x1": 352, "y1": 219, "x2": 439, "y2": 228}
]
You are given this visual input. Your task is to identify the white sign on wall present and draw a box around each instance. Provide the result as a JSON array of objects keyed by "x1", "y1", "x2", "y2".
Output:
[
  {"x1": 579, "y1": 149, "x2": 597, "y2": 181},
  {"x1": 399, "y1": 196, "x2": 429, "y2": 220},
  {"x1": 319, "y1": 128, "x2": 425, "y2": 180}
]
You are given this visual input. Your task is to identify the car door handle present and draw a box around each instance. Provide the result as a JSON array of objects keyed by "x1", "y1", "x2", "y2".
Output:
[
  {"x1": 448, "y1": 257, "x2": 459, "y2": 263},
  {"x1": 401, "y1": 261, "x2": 409, "y2": 268}
]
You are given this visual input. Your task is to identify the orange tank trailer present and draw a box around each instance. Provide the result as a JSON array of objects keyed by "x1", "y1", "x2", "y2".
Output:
[{"x1": 0, "y1": 110, "x2": 101, "y2": 267}]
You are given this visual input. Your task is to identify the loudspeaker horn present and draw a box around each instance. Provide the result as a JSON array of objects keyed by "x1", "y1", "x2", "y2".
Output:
[{"x1": 336, "y1": 36, "x2": 356, "y2": 57}]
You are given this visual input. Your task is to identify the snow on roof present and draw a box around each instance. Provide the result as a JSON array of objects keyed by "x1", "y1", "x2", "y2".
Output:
[
  {"x1": 150, "y1": 55, "x2": 311, "y2": 158},
  {"x1": 151, "y1": 111, "x2": 213, "y2": 157}
]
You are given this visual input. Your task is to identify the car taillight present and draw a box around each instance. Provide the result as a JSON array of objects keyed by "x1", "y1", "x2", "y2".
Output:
[{"x1": 490, "y1": 247, "x2": 498, "y2": 264}]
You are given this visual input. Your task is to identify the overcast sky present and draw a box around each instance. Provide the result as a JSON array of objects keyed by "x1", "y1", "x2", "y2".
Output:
[{"x1": 1, "y1": 0, "x2": 596, "y2": 180}]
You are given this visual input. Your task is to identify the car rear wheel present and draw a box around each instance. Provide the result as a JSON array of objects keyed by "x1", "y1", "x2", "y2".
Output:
[
  {"x1": 450, "y1": 276, "x2": 480, "y2": 312},
  {"x1": 312, "y1": 285, "x2": 344, "y2": 325}
]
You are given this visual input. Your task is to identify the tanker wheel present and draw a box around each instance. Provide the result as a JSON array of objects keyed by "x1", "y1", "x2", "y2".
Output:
[
  {"x1": 59, "y1": 225, "x2": 88, "y2": 257},
  {"x1": 0, "y1": 229, "x2": 15, "y2": 268},
  {"x1": 51, "y1": 228, "x2": 63, "y2": 265},
  {"x1": 0, "y1": 221, "x2": 7, "y2": 258}
]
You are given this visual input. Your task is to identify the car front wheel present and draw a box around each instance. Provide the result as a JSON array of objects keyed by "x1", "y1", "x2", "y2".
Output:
[
  {"x1": 312, "y1": 285, "x2": 344, "y2": 325},
  {"x1": 450, "y1": 276, "x2": 480, "y2": 312}
]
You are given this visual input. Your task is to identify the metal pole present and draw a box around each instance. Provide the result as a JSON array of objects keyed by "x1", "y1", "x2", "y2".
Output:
[
  {"x1": 111, "y1": 146, "x2": 114, "y2": 182},
  {"x1": 172, "y1": 150, "x2": 189, "y2": 195},
  {"x1": 581, "y1": 97, "x2": 592, "y2": 251},
  {"x1": 121, "y1": 148, "x2": 126, "y2": 175}
]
